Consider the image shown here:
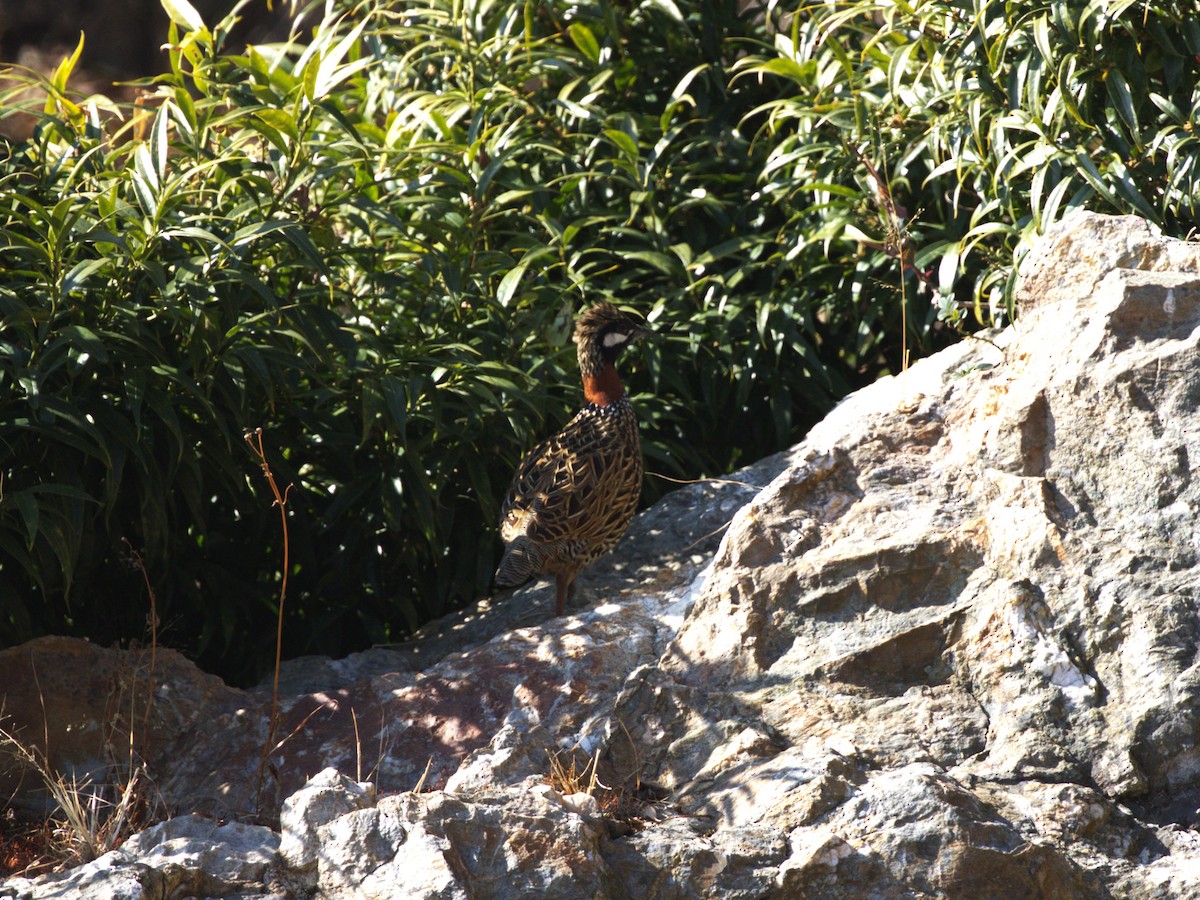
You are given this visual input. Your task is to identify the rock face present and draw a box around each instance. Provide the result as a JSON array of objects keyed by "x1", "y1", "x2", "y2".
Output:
[
  {"x1": 0, "y1": 636, "x2": 243, "y2": 816},
  {"x1": 6, "y1": 210, "x2": 1200, "y2": 896}
]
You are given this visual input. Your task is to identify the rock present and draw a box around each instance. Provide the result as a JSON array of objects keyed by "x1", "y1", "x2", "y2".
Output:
[
  {"x1": 153, "y1": 450, "x2": 784, "y2": 823},
  {"x1": 775, "y1": 830, "x2": 902, "y2": 899},
  {"x1": 387, "y1": 782, "x2": 624, "y2": 899},
  {"x1": 294, "y1": 775, "x2": 622, "y2": 899},
  {"x1": 443, "y1": 707, "x2": 553, "y2": 794},
  {"x1": 11, "y1": 212, "x2": 1200, "y2": 896},
  {"x1": 1014, "y1": 209, "x2": 1200, "y2": 313},
  {"x1": 278, "y1": 767, "x2": 376, "y2": 880},
  {"x1": 0, "y1": 636, "x2": 243, "y2": 818},
  {"x1": 680, "y1": 746, "x2": 863, "y2": 829},
  {"x1": 779, "y1": 765, "x2": 1095, "y2": 897},
  {"x1": 1, "y1": 815, "x2": 278, "y2": 899},
  {"x1": 155, "y1": 583, "x2": 705, "y2": 823},
  {"x1": 604, "y1": 818, "x2": 787, "y2": 899},
  {"x1": 0, "y1": 449, "x2": 784, "y2": 864},
  {"x1": 253, "y1": 647, "x2": 418, "y2": 698},
  {"x1": 118, "y1": 815, "x2": 279, "y2": 895},
  {"x1": 0, "y1": 853, "x2": 164, "y2": 900},
  {"x1": 630, "y1": 210, "x2": 1200, "y2": 895},
  {"x1": 315, "y1": 802, "x2": 431, "y2": 899}
]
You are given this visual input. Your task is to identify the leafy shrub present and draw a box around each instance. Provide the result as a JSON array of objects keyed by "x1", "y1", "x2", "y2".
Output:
[
  {"x1": 3, "y1": 0, "x2": 1195, "y2": 682},
  {"x1": 0, "y1": 0, "x2": 842, "y2": 682},
  {"x1": 737, "y1": 0, "x2": 1200, "y2": 327}
]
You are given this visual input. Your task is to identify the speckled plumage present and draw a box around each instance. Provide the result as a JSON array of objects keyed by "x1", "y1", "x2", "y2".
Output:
[{"x1": 494, "y1": 302, "x2": 646, "y2": 615}]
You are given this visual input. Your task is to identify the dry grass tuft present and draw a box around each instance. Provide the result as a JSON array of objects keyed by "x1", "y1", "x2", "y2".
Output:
[{"x1": 0, "y1": 719, "x2": 158, "y2": 875}]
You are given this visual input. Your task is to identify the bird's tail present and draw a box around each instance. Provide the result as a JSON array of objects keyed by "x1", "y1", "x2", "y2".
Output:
[{"x1": 493, "y1": 537, "x2": 540, "y2": 591}]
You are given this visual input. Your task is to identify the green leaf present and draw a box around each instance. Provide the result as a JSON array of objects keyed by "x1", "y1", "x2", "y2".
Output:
[
  {"x1": 774, "y1": 57, "x2": 819, "y2": 85},
  {"x1": 133, "y1": 144, "x2": 161, "y2": 195},
  {"x1": 11, "y1": 491, "x2": 39, "y2": 549},
  {"x1": 57, "y1": 325, "x2": 109, "y2": 362},
  {"x1": 1032, "y1": 14, "x2": 1054, "y2": 65},
  {"x1": 61, "y1": 258, "x2": 111, "y2": 296},
  {"x1": 568, "y1": 23, "x2": 601, "y2": 64},
  {"x1": 646, "y1": 0, "x2": 685, "y2": 22},
  {"x1": 496, "y1": 261, "x2": 530, "y2": 308},
  {"x1": 624, "y1": 250, "x2": 678, "y2": 275},
  {"x1": 151, "y1": 101, "x2": 171, "y2": 182},
  {"x1": 50, "y1": 33, "x2": 86, "y2": 94},
  {"x1": 315, "y1": 46, "x2": 375, "y2": 99},
  {"x1": 161, "y1": 0, "x2": 205, "y2": 32},
  {"x1": 254, "y1": 108, "x2": 300, "y2": 143},
  {"x1": 604, "y1": 128, "x2": 640, "y2": 163},
  {"x1": 1105, "y1": 70, "x2": 1139, "y2": 140}
]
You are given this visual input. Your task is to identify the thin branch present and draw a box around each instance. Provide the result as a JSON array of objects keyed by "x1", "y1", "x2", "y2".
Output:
[{"x1": 244, "y1": 427, "x2": 294, "y2": 818}]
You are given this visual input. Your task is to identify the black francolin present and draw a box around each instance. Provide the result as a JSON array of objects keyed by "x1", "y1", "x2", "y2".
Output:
[{"x1": 494, "y1": 302, "x2": 647, "y2": 616}]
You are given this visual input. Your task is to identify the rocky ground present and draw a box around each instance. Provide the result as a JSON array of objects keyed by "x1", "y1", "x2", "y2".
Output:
[{"x1": 5, "y1": 210, "x2": 1200, "y2": 897}]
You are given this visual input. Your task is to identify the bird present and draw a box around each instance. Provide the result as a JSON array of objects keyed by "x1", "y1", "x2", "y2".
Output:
[{"x1": 494, "y1": 301, "x2": 648, "y2": 616}]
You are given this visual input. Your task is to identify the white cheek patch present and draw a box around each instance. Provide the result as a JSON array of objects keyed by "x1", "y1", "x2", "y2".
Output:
[{"x1": 602, "y1": 331, "x2": 630, "y2": 348}]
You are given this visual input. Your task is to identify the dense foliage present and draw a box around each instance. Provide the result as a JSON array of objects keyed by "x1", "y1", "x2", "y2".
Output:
[
  {"x1": 2, "y1": 0, "x2": 1197, "y2": 682},
  {"x1": 740, "y1": 0, "x2": 1200, "y2": 326}
]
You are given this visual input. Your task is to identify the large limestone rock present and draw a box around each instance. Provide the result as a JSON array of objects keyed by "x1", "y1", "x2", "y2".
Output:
[
  {"x1": 0, "y1": 636, "x2": 243, "y2": 817},
  {"x1": 631, "y1": 209, "x2": 1200, "y2": 895},
  {"x1": 0, "y1": 815, "x2": 279, "y2": 899},
  {"x1": 6, "y1": 210, "x2": 1200, "y2": 897}
]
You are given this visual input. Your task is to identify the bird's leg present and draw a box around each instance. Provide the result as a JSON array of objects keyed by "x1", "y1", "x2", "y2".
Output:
[{"x1": 555, "y1": 572, "x2": 571, "y2": 617}]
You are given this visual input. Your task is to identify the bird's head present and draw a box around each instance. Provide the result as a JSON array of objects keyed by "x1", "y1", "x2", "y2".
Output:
[{"x1": 574, "y1": 302, "x2": 648, "y2": 377}]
